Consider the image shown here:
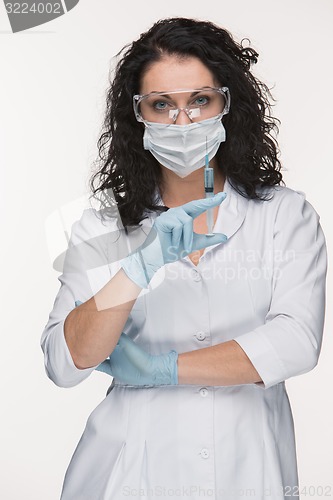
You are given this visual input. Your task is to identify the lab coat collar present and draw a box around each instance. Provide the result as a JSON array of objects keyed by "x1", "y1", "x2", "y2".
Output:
[
  {"x1": 213, "y1": 176, "x2": 249, "y2": 240},
  {"x1": 145, "y1": 176, "x2": 249, "y2": 237},
  {"x1": 198, "y1": 176, "x2": 250, "y2": 259}
]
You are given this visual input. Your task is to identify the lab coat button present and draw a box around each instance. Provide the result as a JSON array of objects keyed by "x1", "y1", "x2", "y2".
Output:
[
  {"x1": 196, "y1": 331, "x2": 206, "y2": 341},
  {"x1": 200, "y1": 448, "x2": 209, "y2": 459},
  {"x1": 192, "y1": 270, "x2": 202, "y2": 282},
  {"x1": 199, "y1": 388, "x2": 208, "y2": 397}
]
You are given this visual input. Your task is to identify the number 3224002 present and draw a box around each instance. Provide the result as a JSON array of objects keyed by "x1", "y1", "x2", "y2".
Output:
[{"x1": 5, "y1": 3, "x2": 61, "y2": 14}]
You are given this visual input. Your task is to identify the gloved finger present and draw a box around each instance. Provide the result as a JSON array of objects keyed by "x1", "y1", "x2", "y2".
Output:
[
  {"x1": 170, "y1": 210, "x2": 193, "y2": 251},
  {"x1": 95, "y1": 360, "x2": 113, "y2": 376},
  {"x1": 182, "y1": 216, "x2": 194, "y2": 254},
  {"x1": 181, "y1": 192, "x2": 227, "y2": 219},
  {"x1": 192, "y1": 232, "x2": 228, "y2": 251},
  {"x1": 117, "y1": 333, "x2": 150, "y2": 368},
  {"x1": 170, "y1": 216, "x2": 184, "y2": 250},
  {"x1": 155, "y1": 210, "x2": 181, "y2": 233}
]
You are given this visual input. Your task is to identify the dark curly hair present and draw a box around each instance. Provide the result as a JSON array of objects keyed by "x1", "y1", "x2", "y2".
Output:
[{"x1": 90, "y1": 17, "x2": 284, "y2": 227}]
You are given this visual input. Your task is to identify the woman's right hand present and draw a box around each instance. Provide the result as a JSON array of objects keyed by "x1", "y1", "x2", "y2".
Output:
[
  {"x1": 121, "y1": 192, "x2": 228, "y2": 289},
  {"x1": 95, "y1": 332, "x2": 178, "y2": 386}
]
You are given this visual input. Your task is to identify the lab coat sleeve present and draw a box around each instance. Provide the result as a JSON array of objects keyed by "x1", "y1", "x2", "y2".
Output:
[
  {"x1": 40, "y1": 208, "x2": 114, "y2": 388},
  {"x1": 233, "y1": 189, "x2": 327, "y2": 389}
]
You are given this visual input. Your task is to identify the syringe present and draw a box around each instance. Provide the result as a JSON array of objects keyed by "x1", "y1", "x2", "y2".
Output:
[{"x1": 204, "y1": 137, "x2": 215, "y2": 236}]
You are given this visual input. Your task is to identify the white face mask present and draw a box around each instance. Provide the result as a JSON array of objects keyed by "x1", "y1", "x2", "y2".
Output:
[{"x1": 143, "y1": 114, "x2": 226, "y2": 178}]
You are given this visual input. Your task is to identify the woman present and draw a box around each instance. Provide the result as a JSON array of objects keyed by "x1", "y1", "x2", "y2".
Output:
[{"x1": 41, "y1": 17, "x2": 327, "y2": 500}]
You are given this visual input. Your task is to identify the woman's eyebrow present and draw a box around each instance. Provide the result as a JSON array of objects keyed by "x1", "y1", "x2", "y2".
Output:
[{"x1": 150, "y1": 89, "x2": 206, "y2": 98}]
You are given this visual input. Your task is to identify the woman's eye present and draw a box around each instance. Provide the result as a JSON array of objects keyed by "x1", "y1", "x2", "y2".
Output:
[
  {"x1": 153, "y1": 101, "x2": 169, "y2": 111},
  {"x1": 194, "y1": 96, "x2": 209, "y2": 106}
]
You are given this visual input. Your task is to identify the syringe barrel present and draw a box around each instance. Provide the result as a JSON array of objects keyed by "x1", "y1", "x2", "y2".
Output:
[{"x1": 204, "y1": 168, "x2": 214, "y2": 193}]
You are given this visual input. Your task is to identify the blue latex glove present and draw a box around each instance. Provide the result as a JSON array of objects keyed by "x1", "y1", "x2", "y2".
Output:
[
  {"x1": 95, "y1": 333, "x2": 178, "y2": 386},
  {"x1": 121, "y1": 192, "x2": 228, "y2": 288},
  {"x1": 74, "y1": 300, "x2": 178, "y2": 385}
]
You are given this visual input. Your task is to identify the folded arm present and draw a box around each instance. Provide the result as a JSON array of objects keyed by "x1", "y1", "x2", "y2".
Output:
[
  {"x1": 102, "y1": 190, "x2": 326, "y2": 390},
  {"x1": 177, "y1": 340, "x2": 262, "y2": 385},
  {"x1": 179, "y1": 191, "x2": 327, "y2": 389}
]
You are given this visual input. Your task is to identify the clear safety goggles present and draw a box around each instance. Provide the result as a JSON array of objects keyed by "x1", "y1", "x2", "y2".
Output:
[{"x1": 133, "y1": 86, "x2": 230, "y2": 125}]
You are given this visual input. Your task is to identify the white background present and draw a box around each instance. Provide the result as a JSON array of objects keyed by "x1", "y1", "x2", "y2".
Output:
[{"x1": 0, "y1": 0, "x2": 332, "y2": 498}]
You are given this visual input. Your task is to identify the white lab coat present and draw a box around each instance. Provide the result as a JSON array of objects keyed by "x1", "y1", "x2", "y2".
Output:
[{"x1": 41, "y1": 177, "x2": 327, "y2": 500}]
